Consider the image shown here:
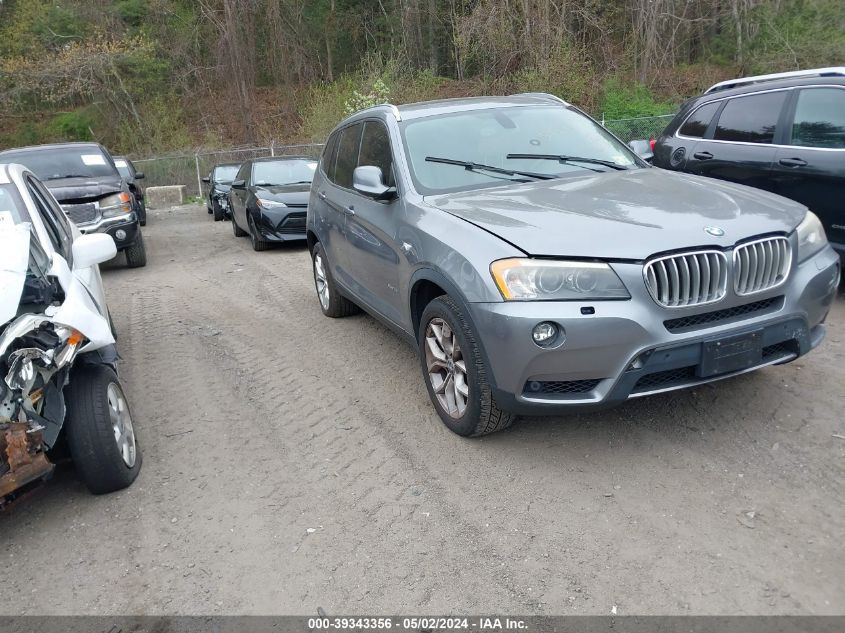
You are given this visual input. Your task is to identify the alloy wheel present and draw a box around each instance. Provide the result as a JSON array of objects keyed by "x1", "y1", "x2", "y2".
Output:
[
  {"x1": 424, "y1": 317, "x2": 469, "y2": 418},
  {"x1": 314, "y1": 253, "x2": 330, "y2": 310},
  {"x1": 107, "y1": 383, "x2": 136, "y2": 468}
]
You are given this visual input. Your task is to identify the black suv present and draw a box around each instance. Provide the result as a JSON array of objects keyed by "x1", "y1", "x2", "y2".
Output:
[
  {"x1": 653, "y1": 68, "x2": 845, "y2": 259},
  {"x1": 0, "y1": 142, "x2": 147, "y2": 267}
]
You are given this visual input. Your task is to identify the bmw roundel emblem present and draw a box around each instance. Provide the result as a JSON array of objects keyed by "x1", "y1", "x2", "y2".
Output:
[{"x1": 704, "y1": 226, "x2": 725, "y2": 237}]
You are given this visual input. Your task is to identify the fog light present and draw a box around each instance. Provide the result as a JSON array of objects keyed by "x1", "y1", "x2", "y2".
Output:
[
  {"x1": 115, "y1": 229, "x2": 127, "y2": 241},
  {"x1": 532, "y1": 321, "x2": 558, "y2": 346}
]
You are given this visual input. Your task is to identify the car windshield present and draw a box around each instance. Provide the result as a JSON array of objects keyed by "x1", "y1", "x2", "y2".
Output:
[
  {"x1": 0, "y1": 183, "x2": 31, "y2": 227},
  {"x1": 0, "y1": 147, "x2": 118, "y2": 180},
  {"x1": 114, "y1": 159, "x2": 132, "y2": 179},
  {"x1": 213, "y1": 165, "x2": 239, "y2": 183},
  {"x1": 251, "y1": 159, "x2": 317, "y2": 186},
  {"x1": 401, "y1": 105, "x2": 640, "y2": 194}
]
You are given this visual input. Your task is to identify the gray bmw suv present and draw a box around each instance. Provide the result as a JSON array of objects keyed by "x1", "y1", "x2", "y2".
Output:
[{"x1": 306, "y1": 94, "x2": 840, "y2": 436}]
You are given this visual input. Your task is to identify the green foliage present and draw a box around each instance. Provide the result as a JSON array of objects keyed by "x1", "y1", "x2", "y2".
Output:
[
  {"x1": 47, "y1": 110, "x2": 95, "y2": 141},
  {"x1": 115, "y1": 0, "x2": 149, "y2": 26},
  {"x1": 344, "y1": 78, "x2": 391, "y2": 115},
  {"x1": 600, "y1": 78, "x2": 676, "y2": 120}
]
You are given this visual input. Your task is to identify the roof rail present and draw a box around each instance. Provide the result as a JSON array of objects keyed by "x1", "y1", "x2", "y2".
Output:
[
  {"x1": 352, "y1": 103, "x2": 402, "y2": 121},
  {"x1": 705, "y1": 67, "x2": 845, "y2": 94},
  {"x1": 511, "y1": 92, "x2": 570, "y2": 106}
]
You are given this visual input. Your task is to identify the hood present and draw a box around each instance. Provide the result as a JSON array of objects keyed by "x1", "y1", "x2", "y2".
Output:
[
  {"x1": 426, "y1": 169, "x2": 807, "y2": 260},
  {"x1": 43, "y1": 175, "x2": 123, "y2": 203},
  {"x1": 0, "y1": 224, "x2": 32, "y2": 327},
  {"x1": 254, "y1": 183, "x2": 310, "y2": 205}
]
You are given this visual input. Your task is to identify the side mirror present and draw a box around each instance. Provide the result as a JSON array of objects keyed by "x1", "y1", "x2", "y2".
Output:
[
  {"x1": 231, "y1": 179, "x2": 246, "y2": 190},
  {"x1": 72, "y1": 233, "x2": 117, "y2": 269},
  {"x1": 628, "y1": 139, "x2": 654, "y2": 163},
  {"x1": 353, "y1": 166, "x2": 396, "y2": 200},
  {"x1": 202, "y1": 176, "x2": 211, "y2": 184},
  {"x1": 134, "y1": 171, "x2": 145, "y2": 180}
]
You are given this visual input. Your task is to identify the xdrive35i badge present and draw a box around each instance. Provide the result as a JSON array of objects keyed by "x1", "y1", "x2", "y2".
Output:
[{"x1": 704, "y1": 226, "x2": 725, "y2": 237}]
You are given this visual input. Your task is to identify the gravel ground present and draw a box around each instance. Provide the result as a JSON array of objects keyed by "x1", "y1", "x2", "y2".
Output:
[{"x1": 1, "y1": 204, "x2": 843, "y2": 615}]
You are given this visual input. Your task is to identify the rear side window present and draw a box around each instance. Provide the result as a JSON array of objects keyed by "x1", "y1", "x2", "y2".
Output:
[
  {"x1": 791, "y1": 88, "x2": 845, "y2": 148},
  {"x1": 334, "y1": 123, "x2": 363, "y2": 189},
  {"x1": 358, "y1": 121, "x2": 395, "y2": 187},
  {"x1": 679, "y1": 102, "x2": 720, "y2": 138},
  {"x1": 713, "y1": 92, "x2": 787, "y2": 144},
  {"x1": 321, "y1": 132, "x2": 339, "y2": 181}
]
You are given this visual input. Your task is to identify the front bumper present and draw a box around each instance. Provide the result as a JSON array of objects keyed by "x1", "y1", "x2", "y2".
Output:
[
  {"x1": 254, "y1": 207, "x2": 307, "y2": 242},
  {"x1": 469, "y1": 245, "x2": 840, "y2": 415},
  {"x1": 77, "y1": 215, "x2": 140, "y2": 251}
]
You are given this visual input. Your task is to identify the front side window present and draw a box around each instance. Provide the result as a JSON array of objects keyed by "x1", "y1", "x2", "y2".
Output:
[
  {"x1": 400, "y1": 105, "x2": 639, "y2": 194},
  {"x1": 335, "y1": 123, "x2": 364, "y2": 189},
  {"x1": 358, "y1": 121, "x2": 395, "y2": 187},
  {"x1": 0, "y1": 146, "x2": 119, "y2": 180},
  {"x1": 713, "y1": 92, "x2": 787, "y2": 144},
  {"x1": 791, "y1": 88, "x2": 845, "y2": 149},
  {"x1": 251, "y1": 159, "x2": 317, "y2": 186},
  {"x1": 114, "y1": 159, "x2": 132, "y2": 179},
  {"x1": 679, "y1": 102, "x2": 720, "y2": 138},
  {"x1": 236, "y1": 163, "x2": 250, "y2": 183},
  {"x1": 26, "y1": 177, "x2": 72, "y2": 261}
]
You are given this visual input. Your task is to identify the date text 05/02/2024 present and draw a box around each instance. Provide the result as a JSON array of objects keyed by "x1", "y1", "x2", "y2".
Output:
[{"x1": 307, "y1": 617, "x2": 528, "y2": 630}]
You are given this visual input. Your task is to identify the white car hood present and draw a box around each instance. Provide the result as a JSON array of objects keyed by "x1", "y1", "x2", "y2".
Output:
[{"x1": 0, "y1": 224, "x2": 31, "y2": 327}]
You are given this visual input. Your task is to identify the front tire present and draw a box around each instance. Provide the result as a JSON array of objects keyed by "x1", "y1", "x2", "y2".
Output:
[
  {"x1": 125, "y1": 232, "x2": 147, "y2": 268},
  {"x1": 419, "y1": 295, "x2": 516, "y2": 436},
  {"x1": 64, "y1": 365, "x2": 142, "y2": 494},
  {"x1": 212, "y1": 200, "x2": 225, "y2": 222},
  {"x1": 311, "y1": 242, "x2": 358, "y2": 317},
  {"x1": 248, "y1": 215, "x2": 271, "y2": 251}
]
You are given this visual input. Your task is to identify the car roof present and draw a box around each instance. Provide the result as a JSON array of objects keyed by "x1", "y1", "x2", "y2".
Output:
[
  {"x1": 338, "y1": 93, "x2": 569, "y2": 127},
  {"x1": 214, "y1": 162, "x2": 241, "y2": 168},
  {"x1": 0, "y1": 141, "x2": 104, "y2": 155},
  {"x1": 692, "y1": 74, "x2": 845, "y2": 104},
  {"x1": 250, "y1": 155, "x2": 315, "y2": 163}
]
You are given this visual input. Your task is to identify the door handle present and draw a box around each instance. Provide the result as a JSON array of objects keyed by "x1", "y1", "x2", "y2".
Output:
[
  {"x1": 693, "y1": 151, "x2": 713, "y2": 160},
  {"x1": 344, "y1": 205, "x2": 355, "y2": 216},
  {"x1": 317, "y1": 191, "x2": 327, "y2": 200},
  {"x1": 778, "y1": 157, "x2": 807, "y2": 167}
]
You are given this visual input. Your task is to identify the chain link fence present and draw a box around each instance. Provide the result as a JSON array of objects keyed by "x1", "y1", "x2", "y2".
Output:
[
  {"x1": 601, "y1": 113, "x2": 676, "y2": 143},
  {"x1": 132, "y1": 143, "x2": 324, "y2": 197},
  {"x1": 131, "y1": 114, "x2": 675, "y2": 196}
]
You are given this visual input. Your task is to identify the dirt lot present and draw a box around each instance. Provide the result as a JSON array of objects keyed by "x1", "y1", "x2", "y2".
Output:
[{"x1": 1, "y1": 204, "x2": 843, "y2": 615}]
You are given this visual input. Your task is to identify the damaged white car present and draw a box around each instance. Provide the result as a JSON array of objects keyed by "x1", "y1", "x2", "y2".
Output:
[{"x1": 1, "y1": 163, "x2": 140, "y2": 508}]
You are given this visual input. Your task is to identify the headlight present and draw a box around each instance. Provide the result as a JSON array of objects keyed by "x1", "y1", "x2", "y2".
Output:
[
  {"x1": 99, "y1": 192, "x2": 132, "y2": 218},
  {"x1": 490, "y1": 258, "x2": 630, "y2": 301},
  {"x1": 256, "y1": 198, "x2": 286, "y2": 210},
  {"x1": 795, "y1": 211, "x2": 827, "y2": 262}
]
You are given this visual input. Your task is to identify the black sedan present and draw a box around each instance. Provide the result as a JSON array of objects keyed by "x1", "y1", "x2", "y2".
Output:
[
  {"x1": 114, "y1": 155, "x2": 147, "y2": 226},
  {"x1": 202, "y1": 163, "x2": 240, "y2": 222},
  {"x1": 229, "y1": 156, "x2": 316, "y2": 251}
]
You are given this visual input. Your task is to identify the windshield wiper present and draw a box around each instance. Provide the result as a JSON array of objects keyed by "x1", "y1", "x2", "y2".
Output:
[
  {"x1": 44, "y1": 173, "x2": 94, "y2": 180},
  {"x1": 506, "y1": 154, "x2": 628, "y2": 171},
  {"x1": 425, "y1": 156, "x2": 555, "y2": 181}
]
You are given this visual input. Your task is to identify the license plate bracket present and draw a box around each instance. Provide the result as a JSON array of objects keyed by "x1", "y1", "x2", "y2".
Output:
[{"x1": 698, "y1": 330, "x2": 764, "y2": 378}]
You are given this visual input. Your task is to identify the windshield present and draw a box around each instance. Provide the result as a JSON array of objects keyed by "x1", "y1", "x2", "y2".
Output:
[
  {"x1": 0, "y1": 146, "x2": 118, "y2": 180},
  {"x1": 114, "y1": 159, "x2": 132, "y2": 179},
  {"x1": 213, "y1": 165, "x2": 240, "y2": 183},
  {"x1": 252, "y1": 159, "x2": 317, "y2": 186},
  {"x1": 401, "y1": 105, "x2": 640, "y2": 194},
  {"x1": 0, "y1": 184, "x2": 31, "y2": 227}
]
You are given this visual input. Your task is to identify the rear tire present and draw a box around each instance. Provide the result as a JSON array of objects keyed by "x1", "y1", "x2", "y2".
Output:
[
  {"x1": 312, "y1": 242, "x2": 358, "y2": 317},
  {"x1": 64, "y1": 365, "x2": 142, "y2": 494},
  {"x1": 207, "y1": 205, "x2": 213, "y2": 214},
  {"x1": 232, "y1": 214, "x2": 247, "y2": 237},
  {"x1": 419, "y1": 295, "x2": 516, "y2": 436},
  {"x1": 125, "y1": 232, "x2": 147, "y2": 268},
  {"x1": 248, "y1": 215, "x2": 271, "y2": 251}
]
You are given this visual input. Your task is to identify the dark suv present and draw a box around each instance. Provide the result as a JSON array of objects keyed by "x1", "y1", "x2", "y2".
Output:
[
  {"x1": 0, "y1": 142, "x2": 147, "y2": 267},
  {"x1": 653, "y1": 68, "x2": 845, "y2": 259}
]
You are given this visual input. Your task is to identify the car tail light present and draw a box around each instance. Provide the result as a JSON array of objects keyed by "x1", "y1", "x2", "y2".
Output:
[{"x1": 649, "y1": 138, "x2": 656, "y2": 151}]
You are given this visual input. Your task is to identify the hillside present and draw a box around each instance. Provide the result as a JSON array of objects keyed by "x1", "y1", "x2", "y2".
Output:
[{"x1": 1, "y1": 0, "x2": 843, "y2": 156}]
